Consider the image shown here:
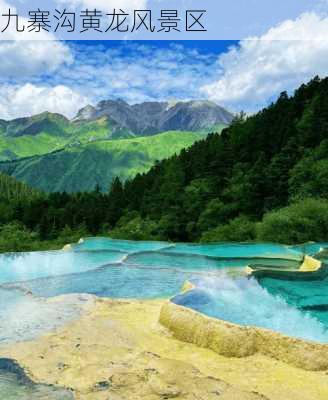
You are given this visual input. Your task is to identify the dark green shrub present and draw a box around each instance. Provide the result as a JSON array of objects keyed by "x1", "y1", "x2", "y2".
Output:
[
  {"x1": 257, "y1": 198, "x2": 328, "y2": 244},
  {"x1": 201, "y1": 216, "x2": 256, "y2": 243}
]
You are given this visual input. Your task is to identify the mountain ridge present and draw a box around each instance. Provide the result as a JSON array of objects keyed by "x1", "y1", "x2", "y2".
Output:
[
  {"x1": 73, "y1": 99, "x2": 234, "y2": 135},
  {"x1": 0, "y1": 99, "x2": 232, "y2": 162}
]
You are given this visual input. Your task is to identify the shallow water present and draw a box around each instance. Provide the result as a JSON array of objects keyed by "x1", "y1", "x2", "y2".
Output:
[
  {"x1": 164, "y1": 242, "x2": 303, "y2": 260},
  {"x1": 257, "y1": 274, "x2": 328, "y2": 327},
  {"x1": 124, "y1": 251, "x2": 301, "y2": 271},
  {"x1": 72, "y1": 237, "x2": 172, "y2": 253},
  {"x1": 291, "y1": 242, "x2": 328, "y2": 256},
  {"x1": 0, "y1": 250, "x2": 126, "y2": 284},
  {"x1": 0, "y1": 358, "x2": 73, "y2": 399},
  {"x1": 0, "y1": 288, "x2": 92, "y2": 345},
  {"x1": 172, "y1": 274, "x2": 328, "y2": 343},
  {"x1": 4, "y1": 264, "x2": 190, "y2": 299},
  {"x1": 1, "y1": 237, "x2": 328, "y2": 345}
]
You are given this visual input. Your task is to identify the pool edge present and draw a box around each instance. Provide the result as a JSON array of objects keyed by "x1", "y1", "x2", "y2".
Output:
[{"x1": 159, "y1": 291, "x2": 328, "y2": 371}]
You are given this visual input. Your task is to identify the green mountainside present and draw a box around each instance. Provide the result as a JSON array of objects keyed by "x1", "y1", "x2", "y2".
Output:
[
  {"x1": 0, "y1": 131, "x2": 204, "y2": 192},
  {"x1": 0, "y1": 100, "x2": 231, "y2": 192},
  {"x1": 0, "y1": 112, "x2": 134, "y2": 161}
]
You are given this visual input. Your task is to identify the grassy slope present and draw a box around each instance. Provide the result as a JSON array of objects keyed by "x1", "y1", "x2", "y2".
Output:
[
  {"x1": 0, "y1": 131, "x2": 204, "y2": 192},
  {"x1": 0, "y1": 117, "x2": 126, "y2": 161},
  {"x1": 0, "y1": 133, "x2": 66, "y2": 160}
]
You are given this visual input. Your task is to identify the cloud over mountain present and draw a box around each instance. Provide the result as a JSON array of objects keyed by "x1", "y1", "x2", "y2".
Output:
[{"x1": 202, "y1": 12, "x2": 328, "y2": 112}]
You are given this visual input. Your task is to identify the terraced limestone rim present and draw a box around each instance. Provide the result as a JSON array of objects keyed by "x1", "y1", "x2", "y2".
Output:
[
  {"x1": 160, "y1": 267, "x2": 328, "y2": 372},
  {"x1": 62, "y1": 238, "x2": 84, "y2": 251},
  {"x1": 159, "y1": 298, "x2": 328, "y2": 371},
  {"x1": 245, "y1": 254, "x2": 324, "y2": 279}
]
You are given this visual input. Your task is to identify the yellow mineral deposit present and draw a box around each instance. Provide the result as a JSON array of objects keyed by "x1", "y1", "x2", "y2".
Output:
[
  {"x1": 1, "y1": 298, "x2": 328, "y2": 400},
  {"x1": 246, "y1": 254, "x2": 323, "y2": 275},
  {"x1": 299, "y1": 255, "x2": 322, "y2": 272},
  {"x1": 160, "y1": 300, "x2": 328, "y2": 371}
]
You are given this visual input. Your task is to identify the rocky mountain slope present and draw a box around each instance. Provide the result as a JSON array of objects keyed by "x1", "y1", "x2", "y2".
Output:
[{"x1": 74, "y1": 99, "x2": 233, "y2": 135}]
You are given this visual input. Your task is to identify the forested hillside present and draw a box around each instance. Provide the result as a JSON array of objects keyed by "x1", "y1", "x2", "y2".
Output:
[
  {"x1": 0, "y1": 172, "x2": 39, "y2": 201},
  {"x1": 1, "y1": 76, "x2": 328, "y2": 250},
  {"x1": 109, "y1": 76, "x2": 328, "y2": 243}
]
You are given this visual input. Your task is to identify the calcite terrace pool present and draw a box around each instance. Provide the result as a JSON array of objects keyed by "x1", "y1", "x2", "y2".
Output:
[
  {"x1": 2, "y1": 238, "x2": 328, "y2": 398},
  {"x1": 1, "y1": 237, "x2": 328, "y2": 344}
]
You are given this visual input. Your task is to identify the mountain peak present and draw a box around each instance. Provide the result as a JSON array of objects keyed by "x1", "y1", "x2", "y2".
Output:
[
  {"x1": 73, "y1": 105, "x2": 96, "y2": 122},
  {"x1": 73, "y1": 99, "x2": 233, "y2": 135}
]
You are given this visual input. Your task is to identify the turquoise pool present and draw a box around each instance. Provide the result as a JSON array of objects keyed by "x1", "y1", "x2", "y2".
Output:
[
  {"x1": 0, "y1": 250, "x2": 126, "y2": 284},
  {"x1": 1, "y1": 237, "x2": 328, "y2": 344},
  {"x1": 172, "y1": 274, "x2": 328, "y2": 343}
]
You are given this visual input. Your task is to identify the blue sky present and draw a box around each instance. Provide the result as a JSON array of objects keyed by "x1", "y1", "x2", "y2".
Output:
[
  {"x1": 0, "y1": 1, "x2": 328, "y2": 119},
  {"x1": 0, "y1": 40, "x2": 243, "y2": 118}
]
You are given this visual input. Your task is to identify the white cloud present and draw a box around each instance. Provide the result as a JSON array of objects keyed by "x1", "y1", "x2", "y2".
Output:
[
  {"x1": 54, "y1": 43, "x2": 218, "y2": 105},
  {"x1": 202, "y1": 12, "x2": 328, "y2": 112},
  {"x1": 0, "y1": 1, "x2": 73, "y2": 78},
  {"x1": 0, "y1": 41, "x2": 73, "y2": 78},
  {"x1": 0, "y1": 42, "x2": 218, "y2": 119},
  {"x1": 259, "y1": 12, "x2": 328, "y2": 40},
  {"x1": 0, "y1": 84, "x2": 89, "y2": 119}
]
